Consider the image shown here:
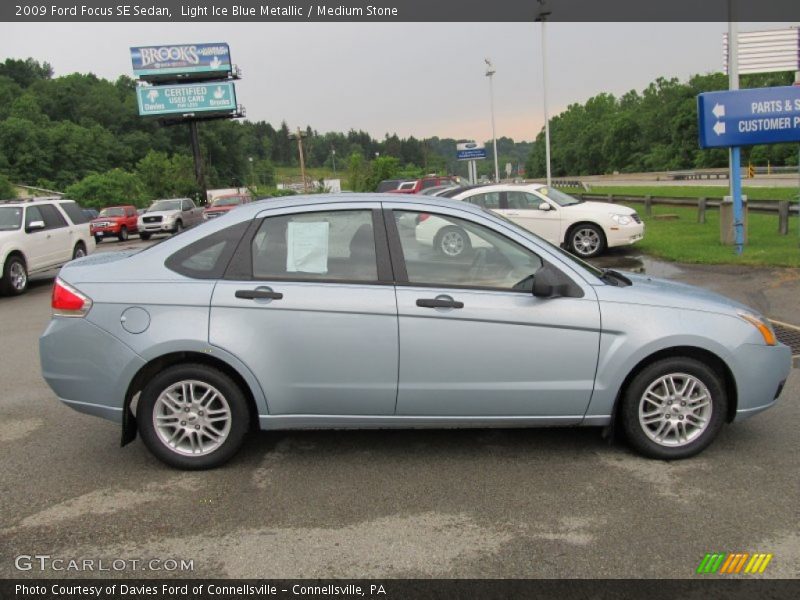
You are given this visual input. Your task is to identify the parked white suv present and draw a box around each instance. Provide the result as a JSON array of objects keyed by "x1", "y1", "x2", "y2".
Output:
[
  {"x1": 448, "y1": 184, "x2": 644, "y2": 258},
  {"x1": 0, "y1": 198, "x2": 94, "y2": 295}
]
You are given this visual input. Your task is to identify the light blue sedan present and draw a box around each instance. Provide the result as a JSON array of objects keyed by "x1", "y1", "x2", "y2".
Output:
[{"x1": 40, "y1": 195, "x2": 791, "y2": 469}]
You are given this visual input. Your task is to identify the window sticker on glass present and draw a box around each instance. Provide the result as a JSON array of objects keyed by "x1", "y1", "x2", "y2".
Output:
[{"x1": 286, "y1": 221, "x2": 329, "y2": 273}]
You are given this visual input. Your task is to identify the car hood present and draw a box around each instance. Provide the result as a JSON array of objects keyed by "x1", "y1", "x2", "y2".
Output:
[
  {"x1": 92, "y1": 216, "x2": 124, "y2": 223},
  {"x1": 205, "y1": 205, "x2": 234, "y2": 213},
  {"x1": 598, "y1": 271, "x2": 755, "y2": 316},
  {"x1": 141, "y1": 209, "x2": 180, "y2": 218},
  {"x1": 561, "y1": 201, "x2": 635, "y2": 217}
]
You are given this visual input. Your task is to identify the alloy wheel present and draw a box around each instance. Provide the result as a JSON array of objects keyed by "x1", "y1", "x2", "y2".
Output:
[
  {"x1": 638, "y1": 372, "x2": 712, "y2": 447},
  {"x1": 152, "y1": 380, "x2": 232, "y2": 456}
]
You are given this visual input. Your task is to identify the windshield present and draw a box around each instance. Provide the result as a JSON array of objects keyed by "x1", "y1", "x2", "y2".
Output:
[
  {"x1": 149, "y1": 199, "x2": 182, "y2": 212},
  {"x1": 537, "y1": 187, "x2": 582, "y2": 206},
  {"x1": 484, "y1": 208, "x2": 604, "y2": 279},
  {"x1": 99, "y1": 207, "x2": 125, "y2": 217},
  {"x1": 0, "y1": 207, "x2": 23, "y2": 231},
  {"x1": 212, "y1": 197, "x2": 242, "y2": 207}
]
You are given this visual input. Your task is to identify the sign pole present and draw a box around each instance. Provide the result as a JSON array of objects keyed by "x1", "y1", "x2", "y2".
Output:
[
  {"x1": 727, "y1": 8, "x2": 744, "y2": 255},
  {"x1": 188, "y1": 120, "x2": 207, "y2": 204}
]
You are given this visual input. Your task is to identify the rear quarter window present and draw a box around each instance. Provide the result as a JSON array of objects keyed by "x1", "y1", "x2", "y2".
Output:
[
  {"x1": 165, "y1": 221, "x2": 250, "y2": 279},
  {"x1": 59, "y1": 201, "x2": 89, "y2": 224}
]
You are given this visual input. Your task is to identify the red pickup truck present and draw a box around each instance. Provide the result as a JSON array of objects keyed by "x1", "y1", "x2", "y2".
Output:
[{"x1": 90, "y1": 205, "x2": 139, "y2": 243}]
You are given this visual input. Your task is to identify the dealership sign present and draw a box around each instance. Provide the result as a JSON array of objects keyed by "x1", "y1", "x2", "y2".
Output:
[
  {"x1": 697, "y1": 86, "x2": 800, "y2": 148},
  {"x1": 130, "y1": 43, "x2": 232, "y2": 79},
  {"x1": 456, "y1": 141, "x2": 487, "y2": 161},
  {"x1": 136, "y1": 81, "x2": 237, "y2": 116}
]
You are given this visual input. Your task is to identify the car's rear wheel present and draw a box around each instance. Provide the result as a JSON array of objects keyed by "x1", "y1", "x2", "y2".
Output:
[
  {"x1": 568, "y1": 223, "x2": 605, "y2": 258},
  {"x1": 138, "y1": 364, "x2": 250, "y2": 470},
  {"x1": 1, "y1": 255, "x2": 28, "y2": 296},
  {"x1": 139, "y1": 232, "x2": 151, "y2": 241},
  {"x1": 434, "y1": 225, "x2": 471, "y2": 258},
  {"x1": 72, "y1": 242, "x2": 87, "y2": 260},
  {"x1": 620, "y1": 357, "x2": 727, "y2": 460},
  {"x1": 118, "y1": 226, "x2": 128, "y2": 241}
]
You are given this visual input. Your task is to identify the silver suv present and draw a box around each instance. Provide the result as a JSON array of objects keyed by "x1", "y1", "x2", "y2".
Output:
[{"x1": 0, "y1": 197, "x2": 94, "y2": 295}]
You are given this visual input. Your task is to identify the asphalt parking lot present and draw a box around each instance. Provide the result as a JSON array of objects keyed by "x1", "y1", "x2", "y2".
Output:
[{"x1": 0, "y1": 236, "x2": 797, "y2": 579}]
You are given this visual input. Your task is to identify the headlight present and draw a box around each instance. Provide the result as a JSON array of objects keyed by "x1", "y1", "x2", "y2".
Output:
[
  {"x1": 738, "y1": 312, "x2": 777, "y2": 346},
  {"x1": 610, "y1": 213, "x2": 632, "y2": 225}
]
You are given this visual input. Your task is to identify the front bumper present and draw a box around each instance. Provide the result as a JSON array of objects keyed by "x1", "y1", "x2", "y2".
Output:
[
  {"x1": 139, "y1": 221, "x2": 176, "y2": 232},
  {"x1": 731, "y1": 342, "x2": 792, "y2": 421},
  {"x1": 40, "y1": 317, "x2": 146, "y2": 423},
  {"x1": 606, "y1": 222, "x2": 645, "y2": 248},
  {"x1": 91, "y1": 226, "x2": 121, "y2": 235}
]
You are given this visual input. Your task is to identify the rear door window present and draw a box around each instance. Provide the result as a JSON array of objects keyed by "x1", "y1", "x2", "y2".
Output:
[{"x1": 250, "y1": 210, "x2": 378, "y2": 282}]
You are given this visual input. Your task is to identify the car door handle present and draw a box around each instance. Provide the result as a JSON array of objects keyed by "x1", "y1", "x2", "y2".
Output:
[
  {"x1": 416, "y1": 298, "x2": 464, "y2": 309},
  {"x1": 235, "y1": 289, "x2": 283, "y2": 300}
]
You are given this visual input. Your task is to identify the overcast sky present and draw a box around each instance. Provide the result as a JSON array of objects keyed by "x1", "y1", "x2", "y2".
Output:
[{"x1": 0, "y1": 22, "x2": 797, "y2": 142}]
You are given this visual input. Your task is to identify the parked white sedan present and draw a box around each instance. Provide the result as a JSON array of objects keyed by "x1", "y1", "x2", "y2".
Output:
[{"x1": 444, "y1": 184, "x2": 644, "y2": 258}]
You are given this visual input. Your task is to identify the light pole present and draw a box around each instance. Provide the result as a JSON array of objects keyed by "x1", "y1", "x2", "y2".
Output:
[
  {"x1": 484, "y1": 58, "x2": 500, "y2": 183},
  {"x1": 248, "y1": 156, "x2": 255, "y2": 190},
  {"x1": 331, "y1": 148, "x2": 337, "y2": 177},
  {"x1": 288, "y1": 127, "x2": 308, "y2": 193},
  {"x1": 536, "y1": 1, "x2": 552, "y2": 187}
]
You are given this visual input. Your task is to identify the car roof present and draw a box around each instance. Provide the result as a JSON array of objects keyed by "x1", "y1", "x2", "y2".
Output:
[
  {"x1": 237, "y1": 193, "x2": 490, "y2": 220},
  {"x1": 455, "y1": 183, "x2": 546, "y2": 195},
  {"x1": 0, "y1": 197, "x2": 77, "y2": 206}
]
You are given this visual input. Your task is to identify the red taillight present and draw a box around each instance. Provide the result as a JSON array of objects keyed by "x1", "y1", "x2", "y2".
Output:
[
  {"x1": 416, "y1": 213, "x2": 430, "y2": 224},
  {"x1": 52, "y1": 278, "x2": 92, "y2": 317}
]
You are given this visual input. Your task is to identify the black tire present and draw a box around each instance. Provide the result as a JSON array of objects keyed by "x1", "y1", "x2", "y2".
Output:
[
  {"x1": 72, "y1": 242, "x2": 87, "y2": 260},
  {"x1": 139, "y1": 232, "x2": 151, "y2": 241},
  {"x1": 173, "y1": 220, "x2": 183, "y2": 234},
  {"x1": 137, "y1": 364, "x2": 250, "y2": 470},
  {"x1": 568, "y1": 223, "x2": 606, "y2": 259},
  {"x1": 1, "y1": 254, "x2": 28, "y2": 296},
  {"x1": 94, "y1": 236, "x2": 103, "y2": 245},
  {"x1": 620, "y1": 357, "x2": 727, "y2": 460},
  {"x1": 118, "y1": 226, "x2": 128, "y2": 242},
  {"x1": 433, "y1": 225, "x2": 471, "y2": 258}
]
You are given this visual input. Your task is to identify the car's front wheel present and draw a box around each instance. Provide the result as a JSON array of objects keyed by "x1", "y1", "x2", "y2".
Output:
[
  {"x1": 568, "y1": 223, "x2": 605, "y2": 258},
  {"x1": 118, "y1": 226, "x2": 128, "y2": 241},
  {"x1": 137, "y1": 364, "x2": 250, "y2": 469},
  {"x1": 620, "y1": 357, "x2": 727, "y2": 460},
  {"x1": 1, "y1": 255, "x2": 28, "y2": 296},
  {"x1": 139, "y1": 232, "x2": 151, "y2": 241},
  {"x1": 173, "y1": 220, "x2": 183, "y2": 234}
]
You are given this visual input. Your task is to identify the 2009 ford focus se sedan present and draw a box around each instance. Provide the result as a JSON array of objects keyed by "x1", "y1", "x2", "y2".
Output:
[{"x1": 40, "y1": 195, "x2": 791, "y2": 469}]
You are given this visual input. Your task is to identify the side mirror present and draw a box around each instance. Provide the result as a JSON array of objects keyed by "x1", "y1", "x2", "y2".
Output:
[
  {"x1": 533, "y1": 263, "x2": 582, "y2": 299},
  {"x1": 26, "y1": 220, "x2": 45, "y2": 232},
  {"x1": 538, "y1": 202, "x2": 552, "y2": 211}
]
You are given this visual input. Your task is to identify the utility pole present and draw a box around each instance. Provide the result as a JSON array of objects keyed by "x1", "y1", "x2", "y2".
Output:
[
  {"x1": 536, "y1": 1, "x2": 552, "y2": 187},
  {"x1": 485, "y1": 58, "x2": 500, "y2": 183},
  {"x1": 289, "y1": 127, "x2": 309, "y2": 193}
]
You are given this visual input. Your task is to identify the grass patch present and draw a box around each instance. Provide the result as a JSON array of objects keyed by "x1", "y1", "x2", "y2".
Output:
[
  {"x1": 623, "y1": 203, "x2": 800, "y2": 267},
  {"x1": 587, "y1": 185, "x2": 800, "y2": 202}
]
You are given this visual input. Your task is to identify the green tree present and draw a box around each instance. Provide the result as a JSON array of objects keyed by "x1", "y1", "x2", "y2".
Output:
[
  {"x1": 0, "y1": 173, "x2": 16, "y2": 199},
  {"x1": 65, "y1": 169, "x2": 146, "y2": 208},
  {"x1": 136, "y1": 151, "x2": 197, "y2": 199}
]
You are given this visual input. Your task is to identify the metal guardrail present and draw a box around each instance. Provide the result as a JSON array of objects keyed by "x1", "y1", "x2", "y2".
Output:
[
  {"x1": 576, "y1": 193, "x2": 799, "y2": 215},
  {"x1": 575, "y1": 192, "x2": 798, "y2": 235}
]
